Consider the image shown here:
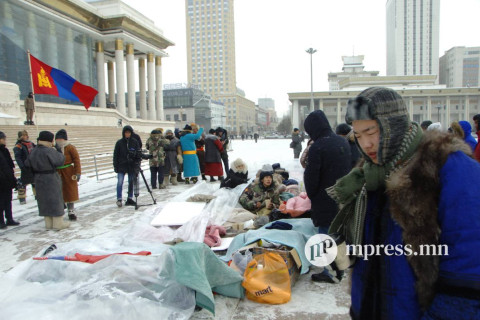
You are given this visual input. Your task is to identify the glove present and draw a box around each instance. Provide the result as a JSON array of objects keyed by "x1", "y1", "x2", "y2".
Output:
[{"x1": 177, "y1": 154, "x2": 183, "y2": 165}]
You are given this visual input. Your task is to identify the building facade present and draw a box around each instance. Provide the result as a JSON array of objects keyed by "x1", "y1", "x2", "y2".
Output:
[
  {"x1": 328, "y1": 55, "x2": 379, "y2": 91},
  {"x1": 0, "y1": 0, "x2": 173, "y2": 121},
  {"x1": 439, "y1": 46, "x2": 480, "y2": 88},
  {"x1": 185, "y1": 0, "x2": 255, "y2": 134},
  {"x1": 386, "y1": 0, "x2": 440, "y2": 79}
]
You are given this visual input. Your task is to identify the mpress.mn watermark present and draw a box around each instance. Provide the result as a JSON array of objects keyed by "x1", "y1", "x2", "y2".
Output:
[{"x1": 305, "y1": 234, "x2": 449, "y2": 267}]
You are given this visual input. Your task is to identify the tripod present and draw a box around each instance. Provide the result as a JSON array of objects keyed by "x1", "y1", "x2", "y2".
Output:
[{"x1": 133, "y1": 168, "x2": 157, "y2": 210}]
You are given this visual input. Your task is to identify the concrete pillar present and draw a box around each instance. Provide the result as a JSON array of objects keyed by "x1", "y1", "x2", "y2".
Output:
[
  {"x1": 446, "y1": 96, "x2": 451, "y2": 127},
  {"x1": 95, "y1": 42, "x2": 106, "y2": 108},
  {"x1": 64, "y1": 28, "x2": 75, "y2": 77},
  {"x1": 465, "y1": 97, "x2": 470, "y2": 120},
  {"x1": 409, "y1": 97, "x2": 414, "y2": 121},
  {"x1": 115, "y1": 39, "x2": 126, "y2": 115},
  {"x1": 427, "y1": 96, "x2": 432, "y2": 120},
  {"x1": 25, "y1": 12, "x2": 40, "y2": 56},
  {"x1": 319, "y1": 99, "x2": 324, "y2": 111},
  {"x1": 147, "y1": 53, "x2": 156, "y2": 120},
  {"x1": 107, "y1": 61, "x2": 115, "y2": 105},
  {"x1": 126, "y1": 44, "x2": 136, "y2": 118},
  {"x1": 292, "y1": 100, "x2": 299, "y2": 129},
  {"x1": 155, "y1": 56, "x2": 164, "y2": 120},
  {"x1": 337, "y1": 99, "x2": 342, "y2": 126},
  {"x1": 139, "y1": 58, "x2": 147, "y2": 119},
  {"x1": 77, "y1": 35, "x2": 89, "y2": 84},
  {"x1": 46, "y1": 21, "x2": 58, "y2": 68}
]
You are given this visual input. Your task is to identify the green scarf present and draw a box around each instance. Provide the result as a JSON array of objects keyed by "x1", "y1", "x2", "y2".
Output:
[{"x1": 327, "y1": 122, "x2": 423, "y2": 251}]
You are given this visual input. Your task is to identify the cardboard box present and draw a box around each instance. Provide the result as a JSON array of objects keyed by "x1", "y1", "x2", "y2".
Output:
[{"x1": 251, "y1": 246, "x2": 301, "y2": 288}]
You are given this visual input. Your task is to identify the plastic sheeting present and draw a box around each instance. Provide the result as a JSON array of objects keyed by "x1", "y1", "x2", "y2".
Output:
[
  {"x1": 147, "y1": 181, "x2": 250, "y2": 243},
  {"x1": 0, "y1": 221, "x2": 196, "y2": 320}
]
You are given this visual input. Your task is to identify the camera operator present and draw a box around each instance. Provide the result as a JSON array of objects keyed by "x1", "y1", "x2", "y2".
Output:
[{"x1": 113, "y1": 125, "x2": 141, "y2": 207}]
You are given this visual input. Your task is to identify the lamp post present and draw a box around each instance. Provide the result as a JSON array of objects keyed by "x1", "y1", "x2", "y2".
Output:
[
  {"x1": 435, "y1": 104, "x2": 442, "y2": 123},
  {"x1": 306, "y1": 48, "x2": 317, "y2": 113}
]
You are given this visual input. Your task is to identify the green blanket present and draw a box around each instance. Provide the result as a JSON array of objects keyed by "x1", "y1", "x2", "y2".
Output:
[{"x1": 169, "y1": 242, "x2": 244, "y2": 315}]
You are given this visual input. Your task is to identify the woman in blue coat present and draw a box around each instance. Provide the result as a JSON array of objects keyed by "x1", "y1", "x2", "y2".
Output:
[
  {"x1": 179, "y1": 124, "x2": 204, "y2": 184},
  {"x1": 328, "y1": 87, "x2": 480, "y2": 319}
]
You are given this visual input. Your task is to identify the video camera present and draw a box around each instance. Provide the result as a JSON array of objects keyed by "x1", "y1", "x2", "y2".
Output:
[{"x1": 127, "y1": 148, "x2": 153, "y2": 174}]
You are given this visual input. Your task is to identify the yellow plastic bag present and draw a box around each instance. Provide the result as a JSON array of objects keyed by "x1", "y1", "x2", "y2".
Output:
[{"x1": 242, "y1": 251, "x2": 291, "y2": 304}]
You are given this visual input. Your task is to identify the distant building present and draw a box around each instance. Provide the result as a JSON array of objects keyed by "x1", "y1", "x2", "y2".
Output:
[
  {"x1": 439, "y1": 46, "x2": 480, "y2": 88},
  {"x1": 185, "y1": 0, "x2": 255, "y2": 134},
  {"x1": 258, "y1": 98, "x2": 275, "y2": 110},
  {"x1": 386, "y1": 0, "x2": 440, "y2": 79},
  {"x1": 328, "y1": 55, "x2": 379, "y2": 90},
  {"x1": 256, "y1": 105, "x2": 268, "y2": 133}
]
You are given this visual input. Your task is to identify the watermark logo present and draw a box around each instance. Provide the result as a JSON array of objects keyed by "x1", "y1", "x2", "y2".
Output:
[{"x1": 304, "y1": 234, "x2": 337, "y2": 267}]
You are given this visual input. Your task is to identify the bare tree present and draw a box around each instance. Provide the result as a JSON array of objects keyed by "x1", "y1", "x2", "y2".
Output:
[{"x1": 277, "y1": 116, "x2": 292, "y2": 134}]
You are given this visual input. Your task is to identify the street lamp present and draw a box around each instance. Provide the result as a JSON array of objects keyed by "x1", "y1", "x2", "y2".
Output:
[
  {"x1": 306, "y1": 48, "x2": 317, "y2": 113},
  {"x1": 435, "y1": 104, "x2": 442, "y2": 123}
]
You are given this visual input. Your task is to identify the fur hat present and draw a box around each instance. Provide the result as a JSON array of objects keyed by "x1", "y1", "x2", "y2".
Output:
[
  {"x1": 231, "y1": 158, "x2": 248, "y2": 174},
  {"x1": 17, "y1": 130, "x2": 28, "y2": 139},
  {"x1": 259, "y1": 170, "x2": 273, "y2": 181},
  {"x1": 183, "y1": 124, "x2": 192, "y2": 131},
  {"x1": 38, "y1": 131, "x2": 54, "y2": 142},
  {"x1": 449, "y1": 121, "x2": 464, "y2": 139},
  {"x1": 151, "y1": 129, "x2": 161, "y2": 135},
  {"x1": 0, "y1": 131, "x2": 5, "y2": 140},
  {"x1": 346, "y1": 87, "x2": 411, "y2": 165},
  {"x1": 55, "y1": 129, "x2": 68, "y2": 140}
]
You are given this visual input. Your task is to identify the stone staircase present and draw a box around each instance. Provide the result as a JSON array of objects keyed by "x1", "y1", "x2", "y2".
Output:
[{"x1": 1, "y1": 125, "x2": 152, "y2": 181}]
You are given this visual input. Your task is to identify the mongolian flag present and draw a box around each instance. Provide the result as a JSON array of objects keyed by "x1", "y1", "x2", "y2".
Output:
[{"x1": 29, "y1": 53, "x2": 98, "y2": 110}]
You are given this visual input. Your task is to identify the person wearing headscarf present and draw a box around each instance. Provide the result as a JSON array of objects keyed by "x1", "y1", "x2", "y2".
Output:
[
  {"x1": 13, "y1": 130, "x2": 36, "y2": 204},
  {"x1": 179, "y1": 123, "x2": 204, "y2": 184},
  {"x1": 55, "y1": 129, "x2": 81, "y2": 221},
  {"x1": 25, "y1": 131, "x2": 68, "y2": 230},
  {"x1": 327, "y1": 87, "x2": 480, "y2": 319}
]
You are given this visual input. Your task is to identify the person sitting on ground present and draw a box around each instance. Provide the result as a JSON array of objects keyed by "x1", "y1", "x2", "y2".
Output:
[
  {"x1": 220, "y1": 158, "x2": 248, "y2": 189},
  {"x1": 239, "y1": 170, "x2": 280, "y2": 216}
]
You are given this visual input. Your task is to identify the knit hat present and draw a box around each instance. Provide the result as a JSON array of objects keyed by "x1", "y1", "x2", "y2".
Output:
[
  {"x1": 259, "y1": 170, "x2": 273, "y2": 181},
  {"x1": 38, "y1": 131, "x2": 54, "y2": 142},
  {"x1": 345, "y1": 87, "x2": 411, "y2": 165},
  {"x1": 335, "y1": 123, "x2": 351, "y2": 136},
  {"x1": 0, "y1": 131, "x2": 5, "y2": 140},
  {"x1": 17, "y1": 130, "x2": 28, "y2": 139},
  {"x1": 261, "y1": 164, "x2": 273, "y2": 172},
  {"x1": 55, "y1": 129, "x2": 68, "y2": 140}
]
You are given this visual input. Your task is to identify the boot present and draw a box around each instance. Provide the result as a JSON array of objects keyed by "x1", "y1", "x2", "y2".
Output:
[
  {"x1": 52, "y1": 216, "x2": 70, "y2": 230},
  {"x1": 210, "y1": 176, "x2": 217, "y2": 182},
  {"x1": 163, "y1": 175, "x2": 170, "y2": 186},
  {"x1": 19, "y1": 198, "x2": 26, "y2": 205},
  {"x1": 185, "y1": 178, "x2": 190, "y2": 185},
  {"x1": 202, "y1": 174, "x2": 207, "y2": 181},
  {"x1": 177, "y1": 173, "x2": 185, "y2": 182},
  {"x1": 44, "y1": 217, "x2": 53, "y2": 229},
  {"x1": 68, "y1": 210, "x2": 77, "y2": 221},
  {"x1": 171, "y1": 175, "x2": 178, "y2": 185},
  {"x1": 192, "y1": 177, "x2": 198, "y2": 184}
]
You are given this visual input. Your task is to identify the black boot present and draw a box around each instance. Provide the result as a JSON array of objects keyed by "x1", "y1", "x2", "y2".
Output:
[
  {"x1": 185, "y1": 178, "x2": 190, "y2": 185},
  {"x1": 210, "y1": 176, "x2": 216, "y2": 182},
  {"x1": 177, "y1": 173, "x2": 185, "y2": 182},
  {"x1": 202, "y1": 174, "x2": 207, "y2": 181},
  {"x1": 192, "y1": 177, "x2": 198, "y2": 184},
  {"x1": 125, "y1": 198, "x2": 136, "y2": 206}
]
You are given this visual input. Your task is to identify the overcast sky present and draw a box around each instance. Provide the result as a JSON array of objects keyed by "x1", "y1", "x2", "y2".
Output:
[{"x1": 122, "y1": 0, "x2": 480, "y2": 116}]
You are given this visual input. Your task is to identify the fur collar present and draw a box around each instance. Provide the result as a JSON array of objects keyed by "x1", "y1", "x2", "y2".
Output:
[{"x1": 386, "y1": 131, "x2": 473, "y2": 310}]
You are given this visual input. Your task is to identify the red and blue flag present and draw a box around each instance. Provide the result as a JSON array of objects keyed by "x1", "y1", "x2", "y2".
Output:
[{"x1": 29, "y1": 54, "x2": 98, "y2": 110}]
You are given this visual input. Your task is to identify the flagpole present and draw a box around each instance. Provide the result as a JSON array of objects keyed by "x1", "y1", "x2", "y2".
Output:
[{"x1": 27, "y1": 50, "x2": 39, "y2": 136}]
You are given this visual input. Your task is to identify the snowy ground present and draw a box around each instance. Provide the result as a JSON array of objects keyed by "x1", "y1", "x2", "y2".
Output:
[{"x1": 0, "y1": 138, "x2": 351, "y2": 319}]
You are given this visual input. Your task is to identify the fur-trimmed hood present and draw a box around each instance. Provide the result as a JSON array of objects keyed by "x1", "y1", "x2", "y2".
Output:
[
  {"x1": 231, "y1": 158, "x2": 248, "y2": 174},
  {"x1": 386, "y1": 130, "x2": 473, "y2": 309}
]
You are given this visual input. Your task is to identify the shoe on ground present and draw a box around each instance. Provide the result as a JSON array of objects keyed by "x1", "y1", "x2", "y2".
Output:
[
  {"x1": 0, "y1": 223, "x2": 7, "y2": 229},
  {"x1": 6, "y1": 220, "x2": 20, "y2": 226},
  {"x1": 116, "y1": 199, "x2": 123, "y2": 207},
  {"x1": 202, "y1": 175, "x2": 207, "y2": 181},
  {"x1": 159, "y1": 184, "x2": 166, "y2": 189},
  {"x1": 210, "y1": 177, "x2": 217, "y2": 182},
  {"x1": 68, "y1": 214, "x2": 77, "y2": 221},
  {"x1": 125, "y1": 198, "x2": 136, "y2": 206},
  {"x1": 192, "y1": 177, "x2": 198, "y2": 184},
  {"x1": 185, "y1": 178, "x2": 190, "y2": 185},
  {"x1": 151, "y1": 186, "x2": 158, "y2": 189},
  {"x1": 311, "y1": 272, "x2": 337, "y2": 284}
]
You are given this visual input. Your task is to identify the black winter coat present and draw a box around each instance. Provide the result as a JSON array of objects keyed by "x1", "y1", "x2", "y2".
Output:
[
  {"x1": 304, "y1": 110, "x2": 351, "y2": 228},
  {"x1": 0, "y1": 145, "x2": 16, "y2": 191},
  {"x1": 220, "y1": 168, "x2": 248, "y2": 189},
  {"x1": 113, "y1": 126, "x2": 141, "y2": 174},
  {"x1": 13, "y1": 139, "x2": 35, "y2": 184}
]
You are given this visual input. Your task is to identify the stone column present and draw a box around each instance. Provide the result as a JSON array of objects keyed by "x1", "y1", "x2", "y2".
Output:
[
  {"x1": 147, "y1": 53, "x2": 156, "y2": 120},
  {"x1": 409, "y1": 97, "x2": 414, "y2": 121},
  {"x1": 25, "y1": 12, "x2": 40, "y2": 57},
  {"x1": 107, "y1": 61, "x2": 115, "y2": 105},
  {"x1": 319, "y1": 99, "x2": 324, "y2": 111},
  {"x1": 427, "y1": 96, "x2": 432, "y2": 120},
  {"x1": 292, "y1": 100, "x2": 299, "y2": 129},
  {"x1": 155, "y1": 56, "x2": 164, "y2": 120},
  {"x1": 115, "y1": 39, "x2": 126, "y2": 115},
  {"x1": 64, "y1": 28, "x2": 75, "y2": 77},
  {"x1": 46, "y1": 21, "x2": 58, "y2": 68},
  {"x1": 337, "y1": 99, "x2": 342, "y2": 126},
  {"x1": 465, "y1": 96, "x2": 470, "y2": 120},
  {"x1": 77, "y1": 35, "x2": 89, "y2": 84},
  {"x1": 96, "y1": 42, "x2": 106, "y2": 108},
  {"x1": 139, "y1": 58, "x2": 147, "y2": 119},
  {"x1": 126, "y1": 44, "x2": 136, "y2": 118},
  {"x1": 445, "y1": 96, "x2": 451, "y2": 126}
]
